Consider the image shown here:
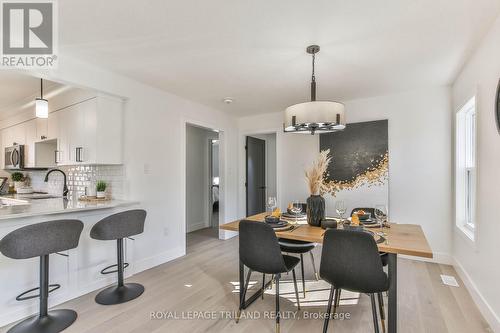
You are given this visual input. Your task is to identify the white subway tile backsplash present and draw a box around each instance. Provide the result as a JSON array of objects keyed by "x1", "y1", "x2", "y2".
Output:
[{"x1": 25, "y1": 165, "x2": 124, "y2": 199}]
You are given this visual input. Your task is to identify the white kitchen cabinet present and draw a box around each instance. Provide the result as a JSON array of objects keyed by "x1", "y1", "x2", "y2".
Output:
[
  {"x1": 34, "y1": 118, "x2": 49, "y2": 141},
  {"x1": 55, "y1": 95, "x2": 123, "y2": 165},
  {"x1": 1, "y1": 127, "x2": 13, "y2": 149},
  {"x1": 0, "y1": 127, "x2": 13, "y2": 168},
  {"x1": 47, "y1": 112, "x2": 58, "y2": 140},
  {"x1": 55, "y1": 107, "x2": 70, "y2": 165},
  {"x1": 11, "y1": 123, "x2": 26, "y2": 146},
  {"x1": 24, "y1": 120, "x2": 37, "y2": 167},
  {"x1": 0, "y1": 94, "x2": 123, "y2": 168}
]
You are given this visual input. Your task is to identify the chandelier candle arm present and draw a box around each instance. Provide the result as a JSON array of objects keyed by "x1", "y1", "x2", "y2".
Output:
[{"x1": 283, "y1": 45, "x2": 346, "y2": 135}]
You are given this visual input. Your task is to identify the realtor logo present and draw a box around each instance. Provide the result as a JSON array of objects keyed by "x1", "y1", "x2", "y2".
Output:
[{"x1": 1, "y1": 0, "x2": 58, "y2": 68}]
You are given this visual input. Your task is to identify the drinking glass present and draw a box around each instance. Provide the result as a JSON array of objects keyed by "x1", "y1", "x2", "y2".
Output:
[
  {"x1": 374, "y1": 204, "x2": 388, "y2": 229},
  {"x1": 290, "y1": 201, "x2": 303, "y2": 224},
  {"x1": 267, "y1": 196, "x2": 277, "y2": 213},
  {"x1": 335, "y1": 200, "x2": 346, "y2": 221}
]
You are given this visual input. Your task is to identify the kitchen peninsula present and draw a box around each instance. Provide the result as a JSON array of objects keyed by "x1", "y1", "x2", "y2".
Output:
[{"x1": 0, "y1": 195, "x2": 139, "y2": 327}]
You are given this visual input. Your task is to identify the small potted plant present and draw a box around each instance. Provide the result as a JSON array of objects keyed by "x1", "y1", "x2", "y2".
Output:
[
  {"x1": 96, "y1": 181, "x2": 107, "y2": 198},
  {"x1": 11, "y1": 172, "x2": 25, "y2": 191}
]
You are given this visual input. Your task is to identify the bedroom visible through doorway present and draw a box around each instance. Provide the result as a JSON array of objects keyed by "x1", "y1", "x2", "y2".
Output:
[{"x1": 186, "y1": 124, "x2": 220, "y2": 241}]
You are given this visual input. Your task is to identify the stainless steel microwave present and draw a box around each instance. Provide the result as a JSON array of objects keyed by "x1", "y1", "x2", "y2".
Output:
[{"x1": 4, "y1": 145, "x2": 24, "y2": 170}]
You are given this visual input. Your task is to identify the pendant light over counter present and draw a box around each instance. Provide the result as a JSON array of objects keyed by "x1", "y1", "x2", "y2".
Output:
[
  {"x1": 284, "y1": 45, "x2": 346, "y2": 135},
  {"x1": 35, "y1": 78, "x2": 48, "y2": 118}
]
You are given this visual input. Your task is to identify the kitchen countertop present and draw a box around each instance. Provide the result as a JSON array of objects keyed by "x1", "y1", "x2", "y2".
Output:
[{"x1": 0, "y1": 195, "x2": 138, "y2": 220}]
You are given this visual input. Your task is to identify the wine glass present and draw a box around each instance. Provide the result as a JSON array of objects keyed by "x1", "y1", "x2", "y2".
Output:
[
  {"x1": 374, "y1": 204, "x2": 388, "y2": 229},
  {"x1": 335, "y1": 200, "x2": 346, "y2": 221},
  {"x1": 290, "y1": 201, "x2": 303, "y2": 224},
  {"x1": 267, "y1": 196, "x2": 277, "y2": 213}
]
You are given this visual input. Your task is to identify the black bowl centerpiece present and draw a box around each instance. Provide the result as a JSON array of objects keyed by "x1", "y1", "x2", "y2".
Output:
[{"x1": 321, "y1": 218, "x2": 338, "y2": 230}]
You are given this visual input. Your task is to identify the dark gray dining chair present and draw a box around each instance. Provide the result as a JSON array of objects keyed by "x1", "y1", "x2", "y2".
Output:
[
  {"x1": 238, "y1": 220, "x2": 301, "y2": 333},
  {"x1": 320, "y1": 229, "x2": 389, "y2": 333},
  {"x1": 278, "y1": 238, "x2": 318, "y2": 297},
  {"x1": 275, "y1": 202, "x2": 319, "y2": 299},
  {"x1": 351, "y1": 207, "x2": 388, "y2": 267},
  {"x1": 0, "y1": 219, "x2": 84, "y2": 333},
  {"x1": 90, "y1": 209, "x2": 147, "y2": 305}
]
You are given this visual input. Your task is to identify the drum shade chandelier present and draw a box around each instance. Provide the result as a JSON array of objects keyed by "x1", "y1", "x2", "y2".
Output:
[{"x1": 284, "y1": 45, "x2": 346, "y2": 135}]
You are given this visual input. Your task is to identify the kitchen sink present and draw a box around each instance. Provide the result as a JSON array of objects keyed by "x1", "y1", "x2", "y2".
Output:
[
  {"x1": 17, "y1": 193, "x2": 62, "y2": 200},
  {"x1": 29, "y1": 195, "x2": 62, "y2": 200}
]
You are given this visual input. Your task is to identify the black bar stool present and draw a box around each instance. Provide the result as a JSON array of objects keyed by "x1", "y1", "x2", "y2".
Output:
[
  {"x1": 90, "y1": 209, "x2": 147, "y2": 305},
  {"x1": 0, "y1": 219, "x2": 84, "y2": 333}
]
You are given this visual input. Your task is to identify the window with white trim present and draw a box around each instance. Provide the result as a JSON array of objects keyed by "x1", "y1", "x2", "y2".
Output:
[{"x1": 455, "y1": 97, "x2": 476, "y2": 240}]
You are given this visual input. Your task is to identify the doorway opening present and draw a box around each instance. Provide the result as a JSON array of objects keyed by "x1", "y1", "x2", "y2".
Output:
[
  {"x1": 186, "y1": 124, "x2": 220, "y2": 246},
  {"x1": 246, "y1": 133, "x2": 277, "y2": 216},
  {"x1": 209, "y1": 139, "x2": 219, "y2": 229}
]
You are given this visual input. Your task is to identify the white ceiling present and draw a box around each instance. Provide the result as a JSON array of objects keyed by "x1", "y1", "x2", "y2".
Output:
[
  {"x1": 0, "y1": 73, "x2": 63, "y2": 120},
  {"x1": 0, "y1": 72, "x2": 44, "y2": 111},
  {"x1": 26, "y1": 1, "x2": 500, "y2": 116}
]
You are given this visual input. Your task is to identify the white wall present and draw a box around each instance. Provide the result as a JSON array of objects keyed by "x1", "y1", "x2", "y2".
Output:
[
  {"x1": 451, "y1": 13, "x2": 500, "y2": 331},
  {"x1": 238, "y1": 87, "x2": 452, "y2": 260},
  {"x1": 186, "y1": 125, "x2": 218, "y2": 232},
  {"x1": 35, "y1": 54, "x2": 240, "y2": 273}
]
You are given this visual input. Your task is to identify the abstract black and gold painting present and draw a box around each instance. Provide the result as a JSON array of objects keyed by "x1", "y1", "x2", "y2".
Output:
[{"x1": 319, "y1": 120, "x2": 389, "y2": 196}]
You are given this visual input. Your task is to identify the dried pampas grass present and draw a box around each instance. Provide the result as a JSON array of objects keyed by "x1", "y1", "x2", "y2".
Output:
[{"x1": 305, "y1": 149, "x2": 331, "y2": 195}]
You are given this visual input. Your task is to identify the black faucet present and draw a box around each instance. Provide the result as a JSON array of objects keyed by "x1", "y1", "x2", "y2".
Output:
[{"x1": 44, "y1": 169, "x2": 68, "y2": 197}]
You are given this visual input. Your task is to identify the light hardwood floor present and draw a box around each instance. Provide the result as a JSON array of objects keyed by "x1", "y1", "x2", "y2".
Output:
[{"x1": 1, "y1": 227, "x2": 492, "y2": 333}]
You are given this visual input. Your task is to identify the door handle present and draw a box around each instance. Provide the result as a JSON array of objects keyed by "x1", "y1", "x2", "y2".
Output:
[
  {"x1": 76, "y1": 147, "x2": 83, "y2": 162},
  {"x1": 54, "y1": 150, "x2": 60, "y2": 164},
  {"x1": 12, "y1": 149, "x2": 19, "y2": 167}
]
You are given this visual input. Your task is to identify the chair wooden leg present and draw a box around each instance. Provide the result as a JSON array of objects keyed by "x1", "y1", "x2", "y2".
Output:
[
  {"x1": 236, "y1": 269, "x2": 252, "y2": 323},
  {"x1": 309, "y1": 251, "x2": 319, "y2": 281},
  {"x1": 300, "y1": 254, "x2": 306, "y2": 298},
  {"x1": 275, "y1": 273, "x2": 281, "y2": 333},
  {"x1": 377, "y1": 292, "x2": 386, "y2": 333},
  {"x1": 323, "y1": 285, "x2": 335, "y2": 333},
  {"x1": 370, "y1": 293, "x2": 380, "y2": 333},
  {"x1": 292, "y1": 268, "x2": 301, "y2": 310}
]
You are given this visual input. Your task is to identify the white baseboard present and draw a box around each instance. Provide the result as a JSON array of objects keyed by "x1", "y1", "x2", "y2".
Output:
[
  {"x1": 186, "y1": 221, "x2": 209, "y2": 233},
  {"x1": 400, "y1": 251, "x2": 454, "y2": 265},
  {"x1": 133, "y1": 247, "x2": 185, "y2": 273},
  {"x1": 453, "y1": 258, "x2": 500, "y2": 332},
  {"x1": 0, "y1": 247, "x2": 186, "y2": 328},
  {"x1": 220, "y1": 229, "x2": 238, "y2": 240}
]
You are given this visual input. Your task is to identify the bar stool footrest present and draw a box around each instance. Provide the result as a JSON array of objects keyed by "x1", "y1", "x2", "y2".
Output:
[
  {"x1": 100, "y1": 263, "x2": 129, "y2": 275},
  {"x1": 15, "y1": 284, "x2": 61, "y2": 301}
]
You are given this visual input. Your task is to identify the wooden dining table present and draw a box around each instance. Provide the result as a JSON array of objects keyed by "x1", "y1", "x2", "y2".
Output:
[{"x1": 220, "y1": 212, "x2": 433, "y2": 333}]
